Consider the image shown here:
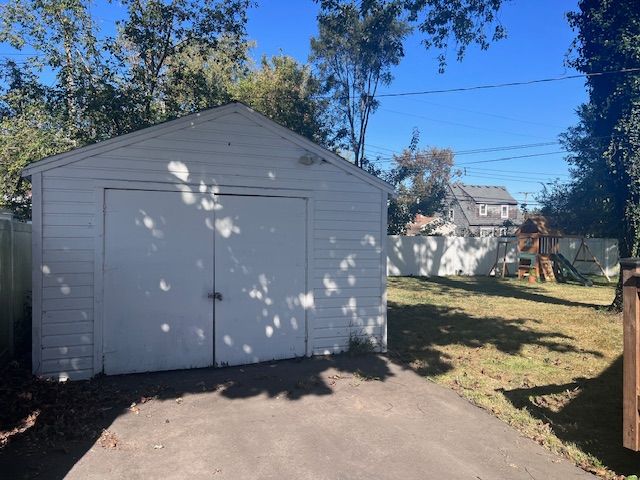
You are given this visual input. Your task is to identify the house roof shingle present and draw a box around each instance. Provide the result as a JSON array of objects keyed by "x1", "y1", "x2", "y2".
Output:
[{"x1": 454, "y1": 184, "x2": 518, "y2": 205}]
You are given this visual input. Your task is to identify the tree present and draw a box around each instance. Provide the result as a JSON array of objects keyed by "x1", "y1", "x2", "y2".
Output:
[
  {"x1": 163, "y1": 37, "x2": 250, "y2": 116},
  {"x1": 403, "y1": 0, "x2": 508, "y2": 72},
  {"x1": 538, "y1": 0, "x2": 640, "y2": 310},
  {"x1": 0, "y1": 0, "x2": 253, "y2": 218},
  {"x1": 386, "y1": 129, "x2": 455, "y2": 233},
  {"x1": 311, "y1": 0, "x2": 411, "y2": 167},
  {"x1": 0, "y1": 0, "x2": 103, "y2": 142},
  {"x1": 0, "y1": 63, "x2": 72, "y2": 218},
  {"x1": 311, "y1": 0, "x2": 510, "y2": 167},
  {"x1": 233, "y1": 55, "x2": 335, "y2": 147},
  {"x1": 109, "y1": 0, "x2": 251, "y2": 127}
]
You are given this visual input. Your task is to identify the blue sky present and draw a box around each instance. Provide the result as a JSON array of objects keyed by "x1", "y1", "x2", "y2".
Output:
[
  {"x1": 8, "y1": 0, "x2": 586, "y2": 206},
  {"x1": 245, "y1": 0, "x2": 585, "y2": 207}
]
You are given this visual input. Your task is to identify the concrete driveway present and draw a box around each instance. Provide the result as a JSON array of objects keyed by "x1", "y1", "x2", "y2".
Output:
[{"x1": 4, "y1": 355, "x2": 595, "y2": 479}]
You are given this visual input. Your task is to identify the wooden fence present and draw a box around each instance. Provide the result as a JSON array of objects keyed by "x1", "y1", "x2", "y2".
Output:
[
  {"x1": 622, "y1": 258, "x2": 640, "y2": 451},
  {"x1": 0, "y1": 216, "x2": 31, "y2": 362}
]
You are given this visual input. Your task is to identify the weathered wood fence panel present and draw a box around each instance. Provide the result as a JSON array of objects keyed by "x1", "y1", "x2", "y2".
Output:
[
  {"x1": 0, "y1": 217, "x2": 32, "y2": 362},
  {"x1": 621, "y1": 258, "x2": 640, "y2": 451},
  {"x1": 387, "y1": 236, "x2": 619, "y2": 277}
]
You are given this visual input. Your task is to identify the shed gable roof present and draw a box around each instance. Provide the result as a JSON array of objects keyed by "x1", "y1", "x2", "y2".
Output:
[{"x1": 22, "y1": 102, "x2": 394, "y2": 193}]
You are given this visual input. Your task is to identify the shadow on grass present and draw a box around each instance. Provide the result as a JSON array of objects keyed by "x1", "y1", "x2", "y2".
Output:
[
  {"x1": 393, "y1": 276, "x2": 607, "y2": 309},
  {"x1": 0, "y1": 354, "x2": 392, "y2": 480},
  {"x1": 501, "y1": 356, "x2": 639, "y2": 477},
  {"x1": 387, "y1": 300, "x2": 603, "y2": 378}
]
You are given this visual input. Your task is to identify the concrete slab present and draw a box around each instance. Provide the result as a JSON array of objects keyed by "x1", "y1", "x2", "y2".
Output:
[{"x1": 3, "y1": 355, "x2": 596, "y2": 479}]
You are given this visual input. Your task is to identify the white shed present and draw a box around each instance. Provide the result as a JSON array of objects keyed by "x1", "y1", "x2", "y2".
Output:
[{"x1": 22, "y1": 102, "x2": 393, "y2": 380}]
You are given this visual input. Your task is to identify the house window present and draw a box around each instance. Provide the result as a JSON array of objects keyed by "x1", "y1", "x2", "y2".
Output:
[
  {"x1": 448, "y1": 208, "x2": 454, "y2": 222},
  {"x1": 478, "y1": 204, "x2": 487, "y2": 216},
  {"x1": 499, "y1": 227, "x2": 507, "y2": 237},
  {"x1": 480, "y1": 228, "x2": 493, "y2": 237},
  {"x1": 501, "y1": 205, "x2": 509, "y2": 219}
]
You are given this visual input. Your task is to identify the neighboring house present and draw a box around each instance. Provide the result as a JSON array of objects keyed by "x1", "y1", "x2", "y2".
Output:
[
  {"x1": 404, "y1": 213, "x2": 456, "y2": 236},
  {"x1": 446, "y1": 183, "x2": 523, "y2": 237},
  {"x1": 22, "y1": 102, "x2": 393, "y2": 380},
  {"x1": 405, "y1": 213, "x2": 436, "y2": 235}
]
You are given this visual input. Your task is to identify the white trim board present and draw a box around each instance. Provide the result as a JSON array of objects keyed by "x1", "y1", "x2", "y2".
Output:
[
  {"x1": 21, "y1": 102, "x2": 394, "y2": 194},
  {"x1": 31, "y1": 173, "x2": 43, "y2": 374}
]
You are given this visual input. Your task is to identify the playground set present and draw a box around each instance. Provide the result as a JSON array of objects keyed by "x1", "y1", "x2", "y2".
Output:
[{"x1": 489, "y1": 216, "x2": 610, "y2": 286}]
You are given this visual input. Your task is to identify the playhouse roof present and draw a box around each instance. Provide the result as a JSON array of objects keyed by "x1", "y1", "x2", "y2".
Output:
[{"x1": 516, "y1": 215, "x2": 563, "y2": 236}]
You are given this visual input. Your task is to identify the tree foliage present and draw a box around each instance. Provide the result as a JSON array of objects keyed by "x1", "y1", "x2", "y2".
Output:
[
  {"x1": 404, "y1": 0, "x2": 508, "y2": 72},
  {"x1": 538, "y1": 0, "x2": 640, "y2": 310},
  {"x1": 311, "y1": 0, "x2": 411, "y2": 167},
  {"x1": 109, "y1": 0, "x2": 251, "y2": 126},
  {"x1": 0, "y1": 0, "x2": 104, "y2": 142},
  {"x1": 0, "y1": 1, "x2": 340, "y2": 217},
  {"x1": 311, "y1": 0, "x2": 508, "y2": 168},
  {"x1": 386, "y1": 129, "x2": 455, "y2": 234},
  {"x1": 0, "y1": 0, "x2": 512, "y2": 218},
  {"x1": 233, "y1": 55, "x2": 334, "y2": 147},
  {"x1": 0, "y1": 65, "x2": 73, "y2": 219}
]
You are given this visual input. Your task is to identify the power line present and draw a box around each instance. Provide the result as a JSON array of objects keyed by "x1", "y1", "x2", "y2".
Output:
[
  {"x1": 365, "y1": 141, "x2": 562, "y2": 161},
  {"x1": 370, "y1": 149, "x2": 565, "y2": 166},
  {"x1": 455, "y1": 141, "x2": 560, "y2": 156},
  {"x1": 456, "y1": 151, "x2": 566, "y2": 166},
  {"x1": 388, "y1": 97, "x2": 566, "y2": 129},
  {"x1": 374, "y1": 67, "x2": 640, "y2": 98},
  {"x1": 460, "y1": 171, "x2": 558, "y2": 182},
  {"x1": 459, "y1": 172, "x2": 554, "y2": 185},
  {"x1": 464, "y1": 166, "x2": 569, "y2": 177},
  {"x1": 379, "y1": 107, "x2": 548, "y2": 138}
]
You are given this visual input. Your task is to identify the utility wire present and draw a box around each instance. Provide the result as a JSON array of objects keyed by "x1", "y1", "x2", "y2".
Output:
[
  {"x1": 374, "y1": 67, "x2": 640, "y2": 98},
  {"x1": 464, "y1": 166, "x2": 569, "y2": 177},
  {"x1": 456, "y1": 141, "x2": 560, "y2": 155},
  {"x1": 365, "y1": 141, "x2": 562, "y2": 161},
  {"x1": 456, "y1": 151, "x2": 566, "y2": 166},
  {"x1": 379, "y1": 107, "x2": 548, "y2": 138},
  {"x1": 370, "y1": 150, "x2": 565, "y2": 165},
  {"x1": 460, "y1": 170, "x2": 559, "y2": 182},
  {"x1": 388, "y1": 97, "x2": 567, "y2": 129},
  {"x1": 460, "y1": 172, "x2": 554, "y2": 185}
]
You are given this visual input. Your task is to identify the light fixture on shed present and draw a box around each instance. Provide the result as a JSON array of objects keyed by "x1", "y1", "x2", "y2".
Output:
[{"x1": 298, "y1": 153, "x2": 316, "y2": 166}]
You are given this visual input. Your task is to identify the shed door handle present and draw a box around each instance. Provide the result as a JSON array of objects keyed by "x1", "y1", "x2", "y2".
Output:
[{"x1": 208, "y1": 292, "x2": 223, "y2": 301}]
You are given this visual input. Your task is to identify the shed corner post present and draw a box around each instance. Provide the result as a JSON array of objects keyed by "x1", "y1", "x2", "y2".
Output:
[
  {"x1": 380, "y1": 191, "x2": 389, "y2": 353},
  {"x1": 621, "y1": 257, "x2": 640, "y2": 451},
  {"x1": 31, "y1": 172, "x2": 43, "y2": 376}
]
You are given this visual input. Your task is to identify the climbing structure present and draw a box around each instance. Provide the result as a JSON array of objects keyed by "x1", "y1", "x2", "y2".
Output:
[
  {"x1": 515, "y1": 216, "x2": 599, "y2": 286},
  {"x1": 516, "y1": 216, "x2": 560, "y2": 282}
]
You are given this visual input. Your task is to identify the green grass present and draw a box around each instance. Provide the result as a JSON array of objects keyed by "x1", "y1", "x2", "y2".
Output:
[{"x1": 387, "y1": 275, "x2": 638, "y2": 479}]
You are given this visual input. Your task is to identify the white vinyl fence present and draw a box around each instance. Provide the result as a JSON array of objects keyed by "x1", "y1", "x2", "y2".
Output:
[
  {"x1": 0, "y1": 216, "x2": 31, "y2": 362},
  {"x1": 387, "y1": 235, "x2": 619, "y2": 278}
]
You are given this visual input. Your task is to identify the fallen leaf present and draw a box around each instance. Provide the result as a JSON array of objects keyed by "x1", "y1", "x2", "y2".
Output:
[{"x1": 99, "y1": 430, "x2": 118, "y2": 449}]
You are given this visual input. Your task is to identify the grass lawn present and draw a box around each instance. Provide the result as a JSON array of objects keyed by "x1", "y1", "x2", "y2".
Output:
[{"x1": 387, "y1": 275, "x2": 639, "y2": 479}]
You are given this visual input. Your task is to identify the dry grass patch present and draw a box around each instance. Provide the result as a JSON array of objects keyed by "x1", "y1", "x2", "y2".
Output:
[{"x1": 387, "y1": 275, "x2": 638, "y2": 479}]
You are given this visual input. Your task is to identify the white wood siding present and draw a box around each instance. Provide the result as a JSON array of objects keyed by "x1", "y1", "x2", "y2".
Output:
[{"x1": 37, "y1": 111, "x2": 386, "y2": 379}]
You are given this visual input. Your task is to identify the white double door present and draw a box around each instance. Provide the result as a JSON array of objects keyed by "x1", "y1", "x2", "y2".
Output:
[{"x1": 103, "y1": 189, "x2": 307, "y2": 375}]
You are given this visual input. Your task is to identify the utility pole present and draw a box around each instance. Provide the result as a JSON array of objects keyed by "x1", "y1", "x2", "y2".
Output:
[{"x1": 517, "y1": 191, "x2": 534, "y2": 216}]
